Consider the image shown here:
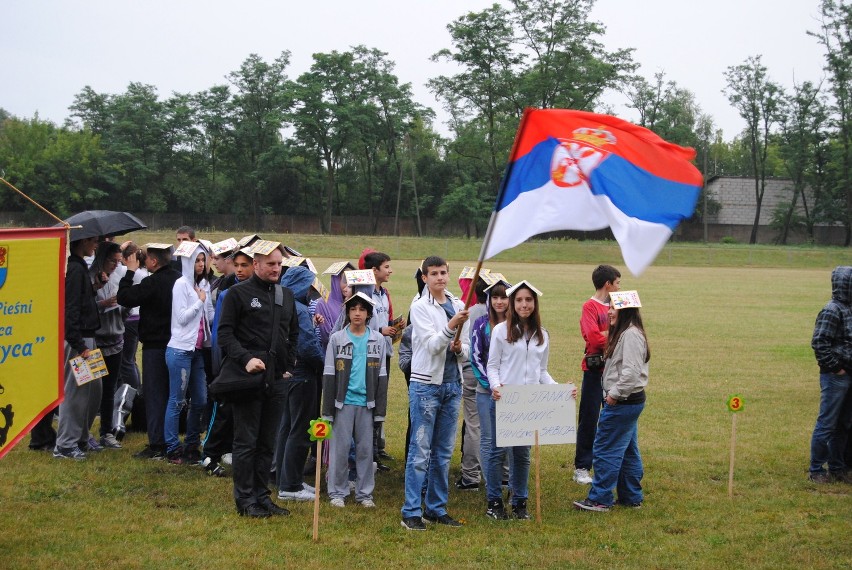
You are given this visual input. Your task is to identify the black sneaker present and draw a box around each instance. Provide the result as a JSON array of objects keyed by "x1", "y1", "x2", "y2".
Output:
[
  {"x1": 511, "y1": 499, "x2": 530, "y2": 520},
  {"x1": 573, "y1": 498, "x2": 611, "y2": 512},
  {"x1": 134, "y1": 445, "x2": 165, "y2": 460},
  {"x1": 378, "y1": 450, "x2": 395, "y2": 461},
  {"x1": 52, "y1": 446, "x2": 87, "y2": 460},
  {"x1": 809, "y1": 471, "x2": 832, "y2": 484},
  {"x1": 260, "y1": 501, "x2": 291, "y2": 516},
  {"x1": 239, "y1": 504, "x2": 272, "y2": 518},
  {"x1": 202, "y1": 457, "x2": 227, "y2": 477},
  {"x1": 830, "y1": 471, "x2": 852, "y2": 484},
  {"x1": 401, "y1": 516, "x2": 427, "y2": 531},
  {"x1": 375, "y1": 461, "x2": 391, "y2": 472},
  {"x1": 616, "y1": 500, "x2": 643, "y2": 509},
  {"x1": 423, "y1": 512, "x2": 463, "y2": 527},
  {"x1": 455, "y1": 477, "x2": 480, "y2": 491},
  {"x1": 485, "y1": 499, "x2": 508, "y2": 520}
]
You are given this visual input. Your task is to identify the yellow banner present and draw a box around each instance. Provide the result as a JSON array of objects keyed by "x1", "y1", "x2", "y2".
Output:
[{"x1": 0, "y1": 228, "x2": 66, "y2": 458}]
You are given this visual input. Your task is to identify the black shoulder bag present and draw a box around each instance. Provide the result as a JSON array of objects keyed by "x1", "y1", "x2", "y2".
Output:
[{"x1": 209, "y1": 285, "x2": 283, "y2": 402}]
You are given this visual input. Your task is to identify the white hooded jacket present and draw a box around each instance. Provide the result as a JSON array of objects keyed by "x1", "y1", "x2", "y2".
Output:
[{"x1": 167, "y1": 243, "x2": 215, "y2": 351}]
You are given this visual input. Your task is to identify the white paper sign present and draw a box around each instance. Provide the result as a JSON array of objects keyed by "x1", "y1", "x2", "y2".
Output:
[{"x1": 495, "y1": 384, "x2": 576, "y2": 447}]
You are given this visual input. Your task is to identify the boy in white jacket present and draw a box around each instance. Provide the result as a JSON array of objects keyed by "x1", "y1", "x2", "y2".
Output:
[{"x1": 400, "y1": 256, "x2": 470, "y2": 531}]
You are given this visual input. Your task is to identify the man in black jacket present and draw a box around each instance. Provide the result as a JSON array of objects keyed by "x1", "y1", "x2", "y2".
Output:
[
  {"x1": 217, "y1": 242, "x2": 299, "y2": 517},
  {"x1": 54, "y1": 236, "x2": 102, "y2": 460},
  {"x1": 117, "y1": 243, "x2": 181, "y2": 459}
]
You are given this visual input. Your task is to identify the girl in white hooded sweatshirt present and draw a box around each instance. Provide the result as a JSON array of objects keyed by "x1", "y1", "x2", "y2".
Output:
[
  {"x1": 486, "y1": 280, "x2": 556, "y2": 520},
  {"x1": 164, "y1": 242, "x2": 215, "y2": 464}
]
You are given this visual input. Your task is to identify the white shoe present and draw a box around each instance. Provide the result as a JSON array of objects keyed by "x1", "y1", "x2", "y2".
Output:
[
  {"x1": 221, "y1": 453, "x2": 232, "y2": 466},
  {"x1": 278, "y1": 488, "x2": 316, "y2": 502},
  {"x1": 330, "y1": 497, "x2": 345, "y2": 508},
  {"x1": 358, "y1": 498, "x2": 376, "y2": 508},
  {"x1": 303, "y1": 482, "x2": 316, "y2": 494},
  {"x1": 573, "y1": 468, "x2": 593, "y2": 485}
]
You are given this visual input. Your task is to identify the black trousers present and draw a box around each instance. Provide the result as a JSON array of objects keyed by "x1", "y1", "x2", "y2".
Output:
[
  {"x1": 574, "y1": 369, "x2": 604, "y2": 470},
  {"x1": 231, "y1": 380, "x2": 286, "y2": 511},
  {"x1": 274, "y1": 371, "x2": 317, "y2": 493},
  {"x1": 141, "y1": 348, "x2": 169, "y2": 448},
  {"x1": 203, "y1": 400, "x2": 233, "y2": 460},
  {"x1": 98, "y1": 352, "x2": 123, "y2": 436}
]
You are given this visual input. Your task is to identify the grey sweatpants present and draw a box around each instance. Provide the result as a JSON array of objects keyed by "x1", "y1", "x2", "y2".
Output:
[
  {"x1": 55, "y1": 339, "x2": 102, "y2": 451},
  {"x1": 459, "y1": 366, "x2": 482, "y2": 483},
  {"x1": 327, "y1": 404, "x2": 375, "y2": 502}
]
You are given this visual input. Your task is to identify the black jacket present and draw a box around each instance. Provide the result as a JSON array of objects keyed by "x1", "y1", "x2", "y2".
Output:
[
  {"x1": 65, "y1": 254, "x2": 100, "y2": 354},
  {"x1": 116, "y1": 264, "x2": 181, "y2": 349},
  {"x1": 217, "y1": 274, "x2": 299, "y2": 378}
]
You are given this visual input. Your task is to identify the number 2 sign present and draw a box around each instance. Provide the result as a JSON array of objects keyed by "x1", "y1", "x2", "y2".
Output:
[{"x1": 308, "y1": 418, "x2": 333, "y2": 441}]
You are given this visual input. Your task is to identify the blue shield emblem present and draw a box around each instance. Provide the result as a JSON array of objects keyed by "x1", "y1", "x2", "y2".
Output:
[{"x1": 0, "y1": 245, "x2": 7, "y2": 289}]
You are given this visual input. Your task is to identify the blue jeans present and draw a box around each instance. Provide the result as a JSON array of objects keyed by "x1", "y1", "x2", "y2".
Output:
[
  {"x1": 588, "y1": 402, "x2": 644, "y2": 506},
  {"x1": 164, "y1": 347, "x2": 207, "y2": 454},
  {"x1": 476, "y1": 391, "x2": 496, "y2": 491},
  {"x1": 810, "y1": 372, "x2": 852, "y2": 474},
  {"x1": 401, "y1": 381, "x2": 462, "y2": 519},
  {"x1": 480, "y1": 392, "x2": 530, "y2": 504}
]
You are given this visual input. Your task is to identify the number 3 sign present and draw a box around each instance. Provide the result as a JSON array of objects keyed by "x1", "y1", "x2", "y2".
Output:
[
  {"x1": 308, "y1": 418, "x2": 333, "y2": 441},
  {"x1": 727, "y1": 395, "x2": 745, "y2": 413}
]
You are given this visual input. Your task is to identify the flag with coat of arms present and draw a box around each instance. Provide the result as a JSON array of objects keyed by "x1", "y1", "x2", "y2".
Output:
[{"x1": 479, "y1": 109, "x2": 703, "y2": 275}]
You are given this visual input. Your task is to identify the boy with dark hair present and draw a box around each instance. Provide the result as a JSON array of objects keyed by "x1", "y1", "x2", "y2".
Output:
[
  {"x1": 118, "y1": 244, "x2": 182, "y2": 460},
  {"x1": 362, "y1": 251, "x2": 397, "y2": 468},
  {"x1": 323, "y1": 292, "x2": 388, "y2": 508},
  {"x1": 401, "y1": 256, "x2": 469, "y2": 530},
  {"x1": 573, "y1": 264, "x2": 621, "y2": 485}
]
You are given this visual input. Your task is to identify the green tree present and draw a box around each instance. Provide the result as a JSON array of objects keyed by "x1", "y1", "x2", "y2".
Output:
[
  {"x1": 723, "y1": 55, "x2": 785, "y2": 244},
  {"x1": 810, "y1": 0, "x2": 852, "y2": 243},
  {"x1": 227, "y1": 52, "x2": 293, "y2": 226}
]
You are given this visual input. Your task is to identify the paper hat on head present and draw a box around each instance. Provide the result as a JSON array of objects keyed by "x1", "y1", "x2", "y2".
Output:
[
  {"x1": 609, "y1": 290, "x2": 641, "y2": 309},
  {"x1": 506, "y1": 280, "x2": 543, "y2": 297},
  {"x1": 283, "y1": 245, "x2": 302, "y2": 257},
  {"x1": 142, "y1": 243, "x2": 173, "y2": 253},
  {"x1": 481, "y1": 272, "x2": 507, "y2": 286},
  {"x1": 345, "y1": 291, "x2": 376, "y2": 308},
  {"x1": 282, "y1": 256, "x2": 317, "y2": 274},
  {"x1": 174, "y1": 240, "x2": 209, "y2": 259},
  {"x1": 484, "y1": 279, "x2": 512, "y2": 294},
  {"x1": 231, "y1": 246, "x2": 254, "y2": 260},
  {"x1": 247, "y1": 239, "x2": 283, "y2": 256},
  {"x1": 199, "y1": 238, "x2": 214, "y2": 253},
  {"x1": 459, "y1": 266, "x2": 489, "y2": 280},
  {"x1": 237, "y1": 234, "x2": 261, "y2": 248},
  {"x1": 323, "y1": 261, "x2": 356, "y2": 275},
  {"x1": 311, "y1": 277, "x2": 329, "y2": 302},
  {"x1": 211, "y1": 238, "x2": 239, "y2": 257},
  {"x1": 344, "y1": 269, "x2": 376, "y2": 286}
]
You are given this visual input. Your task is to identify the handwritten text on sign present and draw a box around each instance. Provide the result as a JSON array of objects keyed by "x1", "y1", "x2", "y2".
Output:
[{"x1": 495, "y1": 384, "x2": 576, "y2": 447}]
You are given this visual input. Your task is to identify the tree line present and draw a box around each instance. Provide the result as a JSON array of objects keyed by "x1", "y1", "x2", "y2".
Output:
[{"x1": 1, "y1": 0, "x2": 850, "y2": 244}]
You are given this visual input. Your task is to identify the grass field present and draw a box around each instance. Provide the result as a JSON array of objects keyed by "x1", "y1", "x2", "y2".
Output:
[{"x1": 1, "y1": 234, "x2": 851, "y2": 569}]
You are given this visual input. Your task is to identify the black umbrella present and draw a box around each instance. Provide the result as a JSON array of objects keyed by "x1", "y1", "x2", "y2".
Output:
[{"x1": 56, "y1": 210, "x2": 147, "y2": 241}]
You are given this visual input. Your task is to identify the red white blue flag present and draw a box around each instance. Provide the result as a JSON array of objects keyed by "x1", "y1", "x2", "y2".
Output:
[{"x1": 480, "y1": 109, "x2": 703, "y2": 275}]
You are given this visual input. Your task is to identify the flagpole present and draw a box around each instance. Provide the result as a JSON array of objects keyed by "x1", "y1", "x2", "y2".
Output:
[{"x1": 451, "y1": 109, "x2": 536, "y2": 343}]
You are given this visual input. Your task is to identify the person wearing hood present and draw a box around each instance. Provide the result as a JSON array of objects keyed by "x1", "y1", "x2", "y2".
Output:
[
  {"x1": 53, "y1": 236, "x2": 102, "y2": 460},
  {"x1": 164, "y1": 242, "x2": 215, "y2": 465},
  {"x1": 809, "y1": 266, "x2": 852, "y2": 484},
  {"x1": 275, "y1": 265, "x2": 325, "y2": 502}
]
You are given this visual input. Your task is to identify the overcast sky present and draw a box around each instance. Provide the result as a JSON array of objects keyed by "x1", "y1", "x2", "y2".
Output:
[{"x1": 3, "y1": 0, "x2": 828, "y2": 141}]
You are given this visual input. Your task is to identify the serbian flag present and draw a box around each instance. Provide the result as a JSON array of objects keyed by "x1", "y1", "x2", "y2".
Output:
[{"x1": 479, "y1": 109, "x2": 702, "y2": 275}]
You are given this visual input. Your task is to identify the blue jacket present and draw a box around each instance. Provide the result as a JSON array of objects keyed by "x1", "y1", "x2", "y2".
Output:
[{"x1": 280, "y1": 266, "x2": 324, "y2": 372}]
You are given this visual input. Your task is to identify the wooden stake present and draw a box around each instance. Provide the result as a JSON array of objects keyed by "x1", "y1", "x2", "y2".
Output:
[
  {"x1": 535, "y1": 430, "x2": 542, "y2": 523},
  {"x1": 728, "y1": 413, "x2": 737, "y2": 499},
  {"x1": 312, "y1": 438, "x2": 323, "y2": 541}
]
